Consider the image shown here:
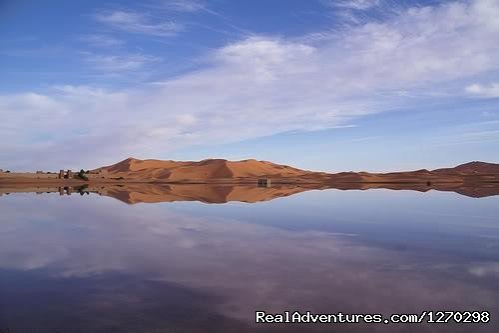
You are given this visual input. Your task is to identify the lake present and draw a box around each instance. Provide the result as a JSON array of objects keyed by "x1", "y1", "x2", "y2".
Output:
[{"x1": 0, "y1": 187, "x2": 498, "y2": 332}]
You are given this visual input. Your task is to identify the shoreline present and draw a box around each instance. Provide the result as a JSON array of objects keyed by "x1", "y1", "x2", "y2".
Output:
[
  {"x1": 2, "y1": 178, "x2": 499, "y2": 202},
  {"x1": 2, "y1": 177, "x2": 499, "y2": 186}
]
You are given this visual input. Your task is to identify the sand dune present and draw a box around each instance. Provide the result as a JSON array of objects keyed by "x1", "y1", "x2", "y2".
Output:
[
  {"x1": 95, "y1": 157, "x2": 319, "y2": 181},
  {"x1": 2, "y1": 158, "x2": 499, "y2": 187},
  {"x1": 433, "y1": 161, "x2": 499, "y2": 174},
  {"x1": 96, "y1": 158, "x2": 499, "y2": 182}
]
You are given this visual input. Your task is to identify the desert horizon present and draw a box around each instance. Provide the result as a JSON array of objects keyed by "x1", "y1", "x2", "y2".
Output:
[{"x1": 2, "y1": 156, "x2": 499, "y2": 179}]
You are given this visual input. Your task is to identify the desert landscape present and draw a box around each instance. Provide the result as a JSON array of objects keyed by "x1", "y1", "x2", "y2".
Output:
[
  {"x1": 3, "y1": 1, "x2": 499, "y2": 332},
  {"x1": 2, "y1": 158, "x2": 499, "y2": 202}
]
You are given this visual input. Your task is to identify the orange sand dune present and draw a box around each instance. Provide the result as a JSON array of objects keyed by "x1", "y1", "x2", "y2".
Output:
[
  {"x1": 2, "y1": 158, "x2": 499, "y2": 186},
  {"x1": 96, "y1": 158, "x2": 499, "y2": 182},
  {"x1": 433, "y1": 161, "x2": 499, "y2": 174},
  {"x1": 96, "y1": 157, "x2": 321, "y2": 181}
]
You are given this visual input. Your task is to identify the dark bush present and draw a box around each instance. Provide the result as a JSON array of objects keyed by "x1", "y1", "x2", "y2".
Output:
[{"x1": 76, "y1": 169, "x2": 89, "y2": 181}]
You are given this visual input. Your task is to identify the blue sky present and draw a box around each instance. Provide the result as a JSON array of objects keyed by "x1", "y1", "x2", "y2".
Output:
[{"x1": 1, "y1": 0, "x2": 498, "y2": 172}]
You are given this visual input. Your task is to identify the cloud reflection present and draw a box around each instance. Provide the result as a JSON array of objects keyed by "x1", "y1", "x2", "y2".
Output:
[{"x1": 0, "y1": 194, "x2": 498, "y2": 332}]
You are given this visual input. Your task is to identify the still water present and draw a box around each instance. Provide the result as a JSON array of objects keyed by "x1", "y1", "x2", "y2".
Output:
[{"x1": 0, "y1": 188, "x2": 498, "y2": 332}]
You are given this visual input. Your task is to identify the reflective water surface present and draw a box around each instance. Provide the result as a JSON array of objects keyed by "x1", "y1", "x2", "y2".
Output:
[{"x1": 0, "y1": 187, "x2": 498, "y2": 332}]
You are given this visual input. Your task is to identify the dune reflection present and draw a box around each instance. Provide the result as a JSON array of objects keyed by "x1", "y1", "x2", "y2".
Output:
[{"x1": 1, "y1": 181, "x2": 499, "y2": 206}]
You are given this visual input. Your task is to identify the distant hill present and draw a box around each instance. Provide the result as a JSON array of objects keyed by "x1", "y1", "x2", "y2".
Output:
[
  {"x1": 94, "y1": 158, "x2": 499, "y2": 182},
  {"x1": 433, "y1": 161, "x2": 499, "y2": 174},
  {"x1": 2, "y1": 159, "x2": 499, "y2": 197},
  {"x1": 95, "y1": 157, "x2": 324, "y2": 181}
]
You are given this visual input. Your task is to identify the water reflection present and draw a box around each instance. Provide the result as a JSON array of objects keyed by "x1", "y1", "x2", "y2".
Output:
[
  {"x1": 1, "y1": 181, "x2": 499, "y2": 205},
  {"x1": 0, "y1": 189, "x2": 498, "y2": 332}
]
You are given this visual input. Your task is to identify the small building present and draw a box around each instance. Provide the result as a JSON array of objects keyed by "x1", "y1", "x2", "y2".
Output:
[
  {"x1": 36, "y1": 170, "x2": 44, "y2": 174},
  {"x1": 257, "y1": 178, "x2": 272, "y2": 187},
  {"x1": 58, "y1": 170, "x2": 74, "y2": 179}
]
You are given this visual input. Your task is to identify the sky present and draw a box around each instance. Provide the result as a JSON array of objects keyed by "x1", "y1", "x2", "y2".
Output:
[{"x1": 1, "y1": 0, "x2": 498, "y2": 172}]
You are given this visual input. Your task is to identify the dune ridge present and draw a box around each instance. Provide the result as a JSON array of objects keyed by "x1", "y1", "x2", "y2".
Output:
[
  {"x1": 92, "y1": 157, "x2": 499, "y2": 184},
  {"x1": 95, "y1": 157, "x2": 321, "y2": 181},
  {"x1": 2, "y1": 158, "x2": 499, "y2": 186}
]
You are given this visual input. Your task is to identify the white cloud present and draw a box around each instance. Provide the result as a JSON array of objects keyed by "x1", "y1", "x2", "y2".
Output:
[
  {"x1": 465, "y1": 83, "x2": 499, "y2": 98},
  {"x1": 159, "y1": 0, "x2": 205, "y2": 12},
  {"x1": 83, "y1": 52, "x2": 161, "y2": 72},
  {"x1": 333, "y1": 0, "x2": 382, "y2": 10},
  {"x1": 1, "y1": 0, "x2": 499, "y2": 169},
  {"x1": 469, "y1": 262, "x2": 499, "y2": 277},
  {"x1": 80, "y1": 34, "x2": 126, "y2": 47},
  {"x1": 95, "y1": 10, "x2": 181, "y2": 36}
]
